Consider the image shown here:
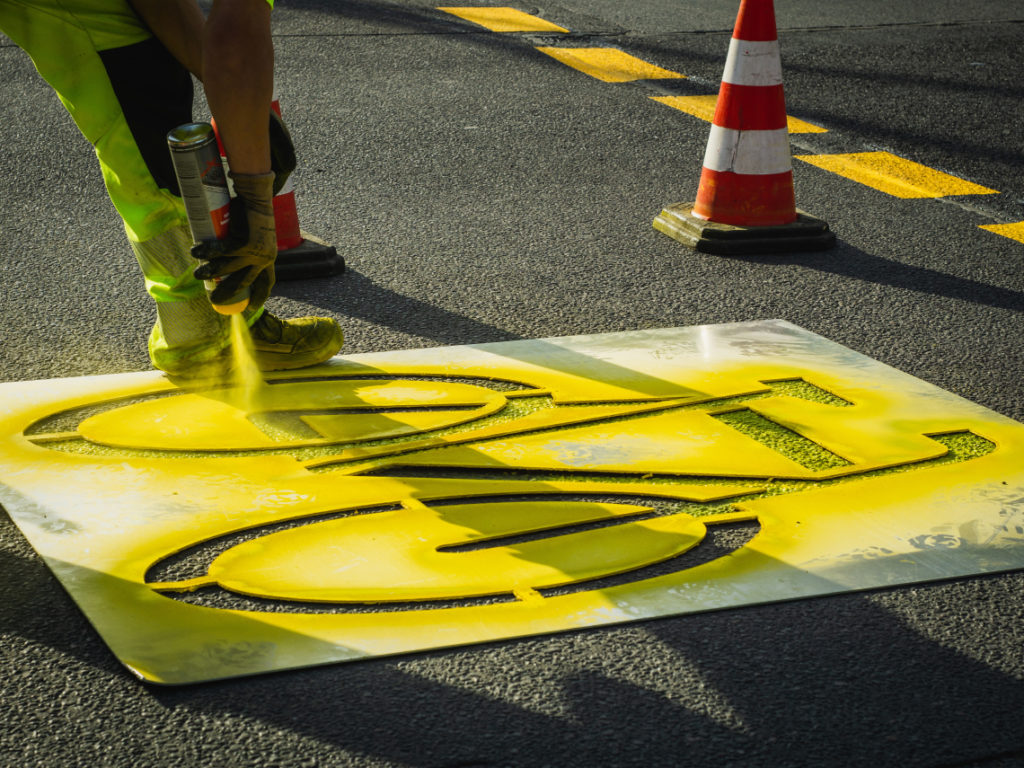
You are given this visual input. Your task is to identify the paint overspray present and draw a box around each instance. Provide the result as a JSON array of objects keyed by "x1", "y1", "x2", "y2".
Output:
[
  {"x1": 168, "y1": 122, "x2": 266, "y2": 410},
  {"x1": 228, "y1": 314, "x2": 266, "y2": 414}
]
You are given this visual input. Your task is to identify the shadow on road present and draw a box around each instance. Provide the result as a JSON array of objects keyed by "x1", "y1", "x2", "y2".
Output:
[
  {"x1": 5, "y1": 488, "x2": 1024, "y2": 765},
  {"x1": 143, "y1": 577, "x2": 1024, "y2": 767},
  {"x1": 740, "y1": 241, "x2": 1024, "y2": 315},
  {"x1": 277, "y1": 241, "x2": 1024, "y2": 355},
  {"x1": 279, "y1": 269, "x2": 522, "y2": 348}
]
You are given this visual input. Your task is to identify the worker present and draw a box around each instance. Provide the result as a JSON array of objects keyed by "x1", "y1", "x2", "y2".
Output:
[{"x1": 0, "y1": 0, "x2": 343, "y2": 378}]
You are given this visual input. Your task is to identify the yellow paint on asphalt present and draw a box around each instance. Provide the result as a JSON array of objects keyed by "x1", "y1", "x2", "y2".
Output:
[
  {"x1": 979, "y1": 221, "x2": 1024, "y2": 244},
  {"x1": 438, "y1": 7, "x2": 569, "y2": 33},
  {"x1": 536, "y1": 47, "x2": 685, "y2": 83},
  {"x1": 794, "y1": 151, "x2": 998, "y2": 198},
  {"x1": 651, "y1": 94, "x2": 828, "y2": 134}
]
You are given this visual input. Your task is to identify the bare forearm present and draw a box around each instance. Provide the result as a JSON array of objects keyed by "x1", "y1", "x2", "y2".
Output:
[
  {"x1": 203, "y1": 0, "x2": 274, "y2": 175},
  {"x1": 127, "y1": 0, "x2": 206, "y2": 79}
]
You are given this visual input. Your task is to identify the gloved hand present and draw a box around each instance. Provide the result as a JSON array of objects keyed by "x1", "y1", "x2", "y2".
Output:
[{"x1": 192, "y1": 171, "x2": 277, "y2": 310}]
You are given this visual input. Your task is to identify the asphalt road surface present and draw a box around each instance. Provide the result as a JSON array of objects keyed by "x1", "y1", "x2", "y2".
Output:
[{"x1": 2, "y1": 1, "x2": 1023, "y2": 766}]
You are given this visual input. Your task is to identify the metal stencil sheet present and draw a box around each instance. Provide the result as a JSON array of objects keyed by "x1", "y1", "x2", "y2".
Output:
[{"x1": 1, "y1": 320, "x2": 1022, "y2": 684}]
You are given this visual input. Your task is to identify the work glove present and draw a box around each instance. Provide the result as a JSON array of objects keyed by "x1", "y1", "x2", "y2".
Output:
[
  {"x1": 269, "y1": 110, "x2": 296, "y2": 196},
  {"x1": 192, "y1": 171, "x2": 277, "y2": 310}
]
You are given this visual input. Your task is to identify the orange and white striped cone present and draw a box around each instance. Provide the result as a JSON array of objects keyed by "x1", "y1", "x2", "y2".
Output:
[
  {"x1": 270, "y1": 99, "x2": 304, "y2": 253},
  {"x1": 695, "y1": 0, "x2": 794, "y2": 226},
  {"x1": 654, "y1": 0, "x2": 834, "y2": 254},
  {"x1": 269, "y1": 97, "x2": 346, "y2": 281},
  {"x1": 211, "y1": 98, "x2": 346, "y2": 280}
]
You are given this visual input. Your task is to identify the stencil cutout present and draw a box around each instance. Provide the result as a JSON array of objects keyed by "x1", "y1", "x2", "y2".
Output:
[{"x1": 1, "y1": 320, "x2": 1022, "y2": 684}]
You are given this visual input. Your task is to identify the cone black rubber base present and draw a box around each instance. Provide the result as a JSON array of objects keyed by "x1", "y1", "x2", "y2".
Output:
[
  {"x1": 654, "y1": 202, "x2": 836, "y2": 255},
  {"x1": 275, "y1": 231, "x2": 346, "y2": 281}
]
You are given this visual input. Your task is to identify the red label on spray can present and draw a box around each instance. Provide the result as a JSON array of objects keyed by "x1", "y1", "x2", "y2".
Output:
[
  {"x1": 167, "y1": 123, "x2": 231, "y2": 243},
  {"x1": 199, "y1": 156, "x2": 231, "y2": 240},
  {"x1": 167, "y1": 122, "x2": 250, "y2": 314}
]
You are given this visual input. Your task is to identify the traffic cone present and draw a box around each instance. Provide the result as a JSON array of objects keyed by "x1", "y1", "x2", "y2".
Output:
[
  {"x1": 653, "y1": 0, "x2": 835, "y2": 254},
  {"x1": 211, "y1": 97, "x2": 346, "y2": 280},
  {"x1": 268, "y1": 97, "x2": 346, "y2": 280}
]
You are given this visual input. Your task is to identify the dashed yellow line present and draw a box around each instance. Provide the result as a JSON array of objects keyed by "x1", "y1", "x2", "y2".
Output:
[
  {"x1": 535, "y1": 47, "x2": 685, "y2": 83},
  {"x1": 794, "y1": 151, "x2": 998, "y2": 198},
  {"x1": 979, "y1": 221, "x2": 1024, "y2": 244},
  {"x1": 438, "y1": 7, "x2": 569, "y2": 33},
  {"x1": 439, "y1": 7, "x2": 1015, "y2": 238},
  {"x1": 650, "y1": 94, "x2": 827, "y2": 134}
]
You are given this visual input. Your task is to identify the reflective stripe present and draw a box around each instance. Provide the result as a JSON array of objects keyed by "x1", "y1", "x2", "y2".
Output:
[
  {"x1": 722, "y1": 38, "x2": 783, "y2": 87},
  {"x1": 701, "y1": 125, "x2": 792, "y2": 175}
]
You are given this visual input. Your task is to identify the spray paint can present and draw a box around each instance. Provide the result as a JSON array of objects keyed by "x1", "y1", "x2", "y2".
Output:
[{"x1": 167, "y1": 122, "x2": 250, "y2": 315}]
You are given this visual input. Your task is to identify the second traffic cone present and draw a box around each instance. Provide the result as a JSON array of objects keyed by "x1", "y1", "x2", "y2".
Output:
[
  {"x1": 654, "y1": 0, "x2": 835, "y2": 254},
  {"x1": 269, "y1": 97, "x2": 346, "y2": 281},
  {"x1": 212, "y1": 98, "x2": 346, "y2": 280}
]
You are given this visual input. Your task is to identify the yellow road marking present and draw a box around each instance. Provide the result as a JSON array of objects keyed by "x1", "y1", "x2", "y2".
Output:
[
  {"x1": 979, "y1": 221, "x2": 1024, "y2": 243},
  {"x1": 438, "y1": 7, "x2": 569, "y2": 33},
  {"x1": 536, "y1": 47, "x2": 685, "y2": 83},
  {"x1": 651, "y1": 94, "x2": 827, "y2": 134},
  {"x1": 443, "y1": 12, "x2": 1001, "y2": 217},
  {"x1": 794, "y1": 151, "x2": 998, "y2": 198}
]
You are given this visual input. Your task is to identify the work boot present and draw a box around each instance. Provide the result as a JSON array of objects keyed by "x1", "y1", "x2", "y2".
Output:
[
  {"x1": 156, "y1": 310, "x2": 343, "y2": 380},
  {"x1": 249, "y1": 310, "x2": 343, "y2": 371}
]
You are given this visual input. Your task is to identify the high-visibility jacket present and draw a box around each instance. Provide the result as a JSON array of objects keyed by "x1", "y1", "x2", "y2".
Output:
[{"x1": 0, "y1": 0, "x2": 273, "y2": 371}]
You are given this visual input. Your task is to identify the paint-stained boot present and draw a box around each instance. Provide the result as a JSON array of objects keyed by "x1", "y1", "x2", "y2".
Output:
[
  {"x1": 248, "y1": 310, "x2": 343, "y2": 371},
  {"x1": 156, "y1": 310, "x2": 342, "y2": 379}
]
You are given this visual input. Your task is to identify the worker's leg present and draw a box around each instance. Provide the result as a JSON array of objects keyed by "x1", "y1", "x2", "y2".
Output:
[{"x1": 0, "y1": 0, "x2": 234, "y2": 372}]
